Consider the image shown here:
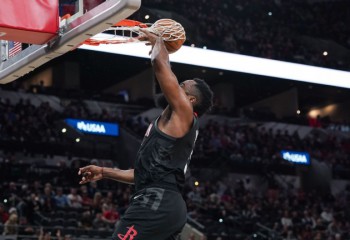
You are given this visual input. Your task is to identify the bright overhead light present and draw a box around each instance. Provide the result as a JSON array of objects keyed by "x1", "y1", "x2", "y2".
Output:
[
  {"x1": 144, "y1": 15, "x2": 150, "y2": 20},
  {"x1": 61, "y1": 128, "x2": 67, "y2": 133},
  {"x1": 80, "y1": 34, "x2": 350, "y2": 89},
  {"x1": 323, "y1": 51, "x2": 328, "y2": 56},
  {"x1": 75, "y1": 138, "x2": 80, "y2": 143}
]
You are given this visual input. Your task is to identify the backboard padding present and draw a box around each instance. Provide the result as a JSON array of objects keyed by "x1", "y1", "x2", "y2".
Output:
[{"x1": 0, "y1": 0, "x2": 141, "y2": 84}]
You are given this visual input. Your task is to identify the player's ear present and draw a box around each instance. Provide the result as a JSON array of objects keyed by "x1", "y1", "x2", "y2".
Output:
[{"x1": 189, "y1": 95, "x2": 196, "y2": 104}]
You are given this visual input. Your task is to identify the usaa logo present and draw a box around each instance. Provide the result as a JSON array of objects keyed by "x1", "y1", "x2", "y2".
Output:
[{"x1": 77, "y1": 121, "x2": 106, "y2": 133}]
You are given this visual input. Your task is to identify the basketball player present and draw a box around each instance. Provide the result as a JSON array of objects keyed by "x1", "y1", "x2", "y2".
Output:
[{"x1": 78, "y1": 28, "x2": 213, "y2": 240}]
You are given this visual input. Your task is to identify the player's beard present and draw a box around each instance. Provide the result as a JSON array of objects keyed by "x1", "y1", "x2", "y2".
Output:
[{"x1": 155, "y1": 93, "x2": 168, "y2": 109}]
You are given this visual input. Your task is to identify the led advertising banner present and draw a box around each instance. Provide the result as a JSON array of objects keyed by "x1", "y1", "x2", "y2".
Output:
[
  {"x1": 281, "y1": 150, "x2": 310, "y2": 165},
  {"x1": 65, "y1": 118, "x2": 119, "y2": 136}
]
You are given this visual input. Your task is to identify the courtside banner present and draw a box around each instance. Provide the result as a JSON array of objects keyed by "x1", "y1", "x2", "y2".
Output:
[
  {"x1": 0, "y1": 0, "x2": 59, "y2": 44},
  {"x1": 281, "y1": 150, "x2": 310, "y2": 165},
  {"x1": 65, "y1": 118, "x2": 120, "y2": 137}
]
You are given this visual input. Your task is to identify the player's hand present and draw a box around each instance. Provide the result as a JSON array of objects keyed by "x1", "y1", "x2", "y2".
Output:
[
  {"x1": 78, "y1": 165, "x2": 103, "y2": 184},
  {"x1": 139, "y1": 28, "x2": 163, "y2": 55},
  {"x1": 138, "y1": 28, "x2": 159, "y2": 45}
]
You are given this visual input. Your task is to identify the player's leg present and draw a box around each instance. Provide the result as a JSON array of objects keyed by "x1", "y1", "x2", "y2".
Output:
[{"x1": 112, "y1": 188, "x2": 187, "y2": 240}]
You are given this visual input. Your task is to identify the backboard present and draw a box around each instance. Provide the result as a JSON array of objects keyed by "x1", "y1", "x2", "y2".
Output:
[{"x1": 0, "y1": 0, "x2": 141, "y2": 84}]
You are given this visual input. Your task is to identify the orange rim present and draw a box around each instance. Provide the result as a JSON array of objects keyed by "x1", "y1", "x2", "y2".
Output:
[
  {"x1": 113, "y1": 19, "x2": 148, "y2": 28},
  {"x1": 81, "y1": 19, "x2": 147, "y2": 46}
]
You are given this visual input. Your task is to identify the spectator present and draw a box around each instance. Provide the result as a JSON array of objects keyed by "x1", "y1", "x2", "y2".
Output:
[
  {"x1": 92, "y1": 213, "x2": 108, "y2": 230},
  {"x1": 67, "y1": 188, "x2": 82, "y2": 208},
  {"x1": 281, "y1": 210, "x2": 293, "y2": 230},
  {"x1": 40, "y1": 186, "x2": 56, "y2": 212},
  {"x1": 80, "y1": 210, "x2": 93, "y2": 229},
  {"x1": 91, "y1": 192, "x2": 103, "y2": 213},
  {"x1": 8, "y1": 208, "x2": 17, "y2": 217},
  {"x1": 321, "y1": 207, "x2": 333, "y2": 223},
  {"x1": 3, "y1": 213, "x2": 18, "y2": 235},
  {"x1": 0, "y1": 204, "x2": 9, "y2": 224},
  {"x1": 54, "y1": 187, "x2": 68, "y2": 208},
  {"x1": 101, "y1": 203, "x2": 120, "y2": 228},
  {"x1": 81, "y1": 189, "x2": 93, "y2": 207},
  {"x1": 301, "y1": 210, "x2": 316, "y2": 228}
]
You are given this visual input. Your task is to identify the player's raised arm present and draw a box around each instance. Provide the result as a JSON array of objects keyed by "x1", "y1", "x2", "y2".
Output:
[{"x1": 139, "y1": 29, "x2": 193, "y2": 123}]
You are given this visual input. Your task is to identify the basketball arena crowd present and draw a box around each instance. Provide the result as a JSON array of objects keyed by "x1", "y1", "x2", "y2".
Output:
[
  {"x1": 0, "y1": 88, "x2": 350, "y2": 239},
  {"x1": 138, "y1": 0, "x2": 350, "y2": 71},
  {"x1": 0, "y1": 0, "x2": 350, "y2": 240}
]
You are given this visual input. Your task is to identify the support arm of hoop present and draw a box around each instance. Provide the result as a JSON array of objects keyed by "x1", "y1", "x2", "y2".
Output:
[{"x1": 82, "y1": 37, "x2": 137, "y2": 46}]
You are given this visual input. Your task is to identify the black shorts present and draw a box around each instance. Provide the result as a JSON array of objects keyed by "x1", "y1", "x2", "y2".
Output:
[{"x1": 112, "y1": 187, "x2": 187, "y2": 240}]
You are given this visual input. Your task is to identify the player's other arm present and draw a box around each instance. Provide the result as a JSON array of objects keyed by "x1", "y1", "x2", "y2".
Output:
[{"x1": 78, "y1": 165, "x2": 134, "y2": 185}]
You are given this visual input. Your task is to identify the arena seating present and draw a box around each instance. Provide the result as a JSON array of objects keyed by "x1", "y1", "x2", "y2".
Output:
[
  {"x1": 134, "y1": 0, "x2": 350, "y2": 71},
  {"x1": 1, "y1": 88, "x2": 350, "y2": 239}
]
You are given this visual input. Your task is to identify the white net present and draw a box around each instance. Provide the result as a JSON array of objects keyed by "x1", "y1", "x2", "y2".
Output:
[
  {"x1": 148, "y1": 19, "x2": 186, "y2": 42},
  {"x1": 104, "y1": 18, "x2": 186, "y2": 42}
]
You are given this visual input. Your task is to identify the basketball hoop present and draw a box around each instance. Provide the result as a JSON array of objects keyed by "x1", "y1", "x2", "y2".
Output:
[{"x1": 81, "y1": 18, "x2": 186, "y2": 53}]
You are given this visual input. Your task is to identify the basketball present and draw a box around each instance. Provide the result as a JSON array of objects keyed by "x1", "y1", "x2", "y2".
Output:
[
  {"x1": 151, "y1": 19, "x2": 186, "y2": 54},
  {"x1": 164, "y1": 38, "x2": 186, "y2": 54}
]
